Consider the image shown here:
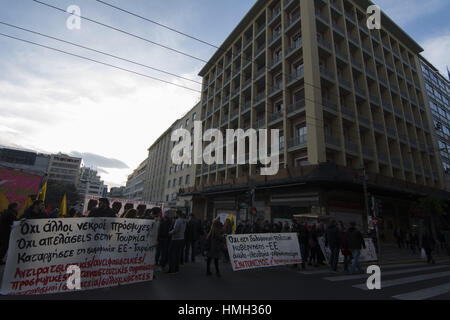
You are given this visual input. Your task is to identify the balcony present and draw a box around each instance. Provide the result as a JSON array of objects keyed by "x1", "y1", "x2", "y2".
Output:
[
  {"x1": 242, "y1": 101, "x2": 251, "y2": 113},
  {"x1": 369, "y1": 94, "x2": 379, "y2": 105},
  {"x1": 332, "y1": 22, "x2": 345, "y2": 36},
  {"x1": 391, "y1": 156, "x2": 401, "y2": 168},
  {"x1": 382, "y1": 101, "x2": 392, "y2": 113},
  {"x1": 320, "y1": 66, "x2": 334, "y2": 81},
  {"x1": 398, "y1": 133, "x2": 407, "y2": 144},
  {"x1": 359, "y1": 23, "x2": 369, "y2": 34},
  {"x1": 269, "y1": 8, "x2": 281, "y2": 24},
  {"x1": 362, "y1": 43, "x2": 372, "y2": 55},
  {"x1": 317, "y1": 37, "x2": 332, "y2": 51},
  {"x1": 268, "y1": 111, "x2": 283, "y2": 124},
  {"x1": 269, "y1": 81, "x2": 283, "y2": 96},
  {"x1": 338, "y1": 76, "x2": 352, "y2": 90},
  {"x1": 253, "y1": 92, "x2": 265, "y2": 105},
  {"x1": 345, "y1": 11, "x2": 355, "y2": 24},
  {"x1": 286, "y1": 39, "x2": 302, "y2": 57},
  {"x1": 256, "y1": 24, "x2": 265, "y2": 36},
  {"x1": 231, "y1": 88, "x2": 240, "y2": 98},
  {"x1": 348, "y1": 34, "x2": 359, "y2": 46},
  {"x1": 403, "y1": 160, "x2": 412, "y2": 171},
  {"x1": 354, "y1": 85, "x2": 366, "y2": 97},
  {"x1": 325, "y1": 135, "x2": 340, "y2": 149},
  {"x1": 341, "y1": 105, "x2": 355, "y2": 119},
  {"x1": 362, "y1": 147, "x2": 374, "y2": 159},
  {"x1": 288, "y1": 134, "x2": 307, "y2": 149},
  {"x1": 335, "y1": 47, "x2": 348, "y2": 61},
  {"x1": 221, "y1": 117, "x2": 228, "y2": 126},
  {"x1": 414, "y1": 165, "x2": 422, "y2": 175},
  {"x1": 409, "y1": 137, "x2": 418, "y2": 148},
  {"x1": 254, "y1": 118, "x2": 266, "y2": 129},
  {"x1": 390, "y1": 84, "x2": 398, "y2": 94},
  {"x1": 400, "y1": 90, "x2": 408, "y2": 100},
  {"x1": 373, "y1": 121, "x2": 384, "y2": 133},
  {"x1": 287, "y1": 67, "x2": 304, "y2": 84},
  {"x1": 269, "y1": 55, "x2": 282, "y2": 69},
  {"x1": 379, "y1": 77, "x2": 388, "y2": 87},
  {"x1": 287, "y1": 99, "x2": 306, "y2": 116},
  {"x1": 230, "y1": 109, "x2": 239, "y2": 120},
  {"x1": 386, "y1": 127, "x2": 396, "y2": 138},
  {"x1": 322, "y1": 98, "x2": 338, "y2": 113},
  {"x1": 255, "y1": 68, "x2": 265, "y2": 80},
  {"x1": 393, "y1": 107, "x2": 402, "y2": 118},
  {"x1": 366, "y1": 68, "x2": 376, "y2": 79},
  {"x1": 386, "y1": 61, "x2": 394, "y2": 71},
  {"x1": 315, "y1": 10, "x2": 329, "y2": 24},
  {"x1": 268, "y1": 30, "x2": 282, "y2": 45},
  {"x1": 374, "y1": 52, "x2": 383, "y2": 63},
  {"x1": 382, "y1": 39, "x2": 390, "y2": 49},
  {"x1": 285, "y1": 11, "x2": 300, "y2": 30},
  {"x1": 358, "y1": 114, "x2": 370, "y2": 127},
  {"x1": 242, "y1": 78, "x2": 252, "y2": 90},
  {"x1": 351, "y1": 58, "x2": 362, "y2": 70},
  {"x1": 378, "y1": 152, "x2": 388, "y2": 163},
  {"x1": 404, "y1": 114, "x2": 413, "y2": 124},
  {"x1": 255, "y1": 45, "x2": 265, "y2": 58},
  {"x1": 244, "y1": 37, "x2": 253, "y2": 49},
  {"x1": 330, "y1": 1, "x2": 342, "y2": 13},
  {"x1": 345, "y1": 139, "x2": 359, "y2": 154},
  {"x1": 214, "y1": 104, "x2": 220, "y2": 112}
]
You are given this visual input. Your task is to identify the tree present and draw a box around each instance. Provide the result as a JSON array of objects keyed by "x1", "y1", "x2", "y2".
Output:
[{"x1": 45, "y1": 180, "x2": 80, "y2": 211}]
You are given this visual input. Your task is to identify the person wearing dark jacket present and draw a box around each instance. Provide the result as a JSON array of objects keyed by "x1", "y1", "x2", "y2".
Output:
[
  {"x1": 88, "y1": 198, "x2": 116, "y2": 218},
  {"x1": 347, "y1": 222, "x2": 366, "y2": 274},
  {"x1": 0, "y1": 203, "x2": 18, "y2": 264},
  {"x1": 21, "y1": 200, "x2": 47, "y2": 220},
  {"x1": 184, "y1": 214, "x2": 202, "y2": 263},
  {"x1": 421, "y1": 232, "x2": 436, "y2": 264},
  {"x1": 338, "y1": 222, "x2": 351, "y2": 272},
  {"x1": 167, "y1": 210, "x2": 187, "y2": 274},
  {"x1": 206, "y1": 219, "x2": 225, "y2": 277},
  {"x1": 325, "y1": 221, "x2": 342, "y2": 271},
  {"x1": 156, "y1": 211, "x2": 171, "y2": 268},
  {"x1": 298, "y1": 222, "x2": 310, "y2": 269}
]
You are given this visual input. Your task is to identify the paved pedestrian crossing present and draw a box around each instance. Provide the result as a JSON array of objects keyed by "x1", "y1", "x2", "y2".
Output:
[{"x1": 304, "y1": 261, "x2": 450, "y2": 300}]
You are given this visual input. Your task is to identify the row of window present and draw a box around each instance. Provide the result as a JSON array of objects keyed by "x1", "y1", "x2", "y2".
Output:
[{"x1": 167, "y1": 175, "x2": 190, "y2": 188}]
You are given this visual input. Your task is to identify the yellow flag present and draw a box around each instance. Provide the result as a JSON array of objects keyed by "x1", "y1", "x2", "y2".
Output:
[
  {"x1": 59, "y1": 194, "x2": 67, "y2": 218},
  {"x1": 37, "y1": 181, "x2": 47, "y2": 202},
  {"x1": 0, "y1": 191, "x2": 9, "y2": 212},
  {"x1": 227, "y1": 213, "x2": 236, "y2": 233},
  {"x1": 17, "y1": 196, "x2": 33, "y2": 219}
]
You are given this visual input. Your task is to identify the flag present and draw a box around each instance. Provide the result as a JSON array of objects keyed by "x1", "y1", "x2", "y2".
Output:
[
  {"x1": 227, "y1": 213, "x2": 236, "y2": 233},
  {"x1": 59, "y1": 194, "x2": 67, "y2": 218},
  {"x1": 37, "y1": 180, "x2": 47, "y2": 202},
  {"x1": 46, "y1": 204, "x2": 52, "y2": 216},
  {"x1": 17, "y1": 196, "x2": 33, "y2": 219},
  {"x1": 0, "y1": 191, "x2": 9, "y2": 212}
]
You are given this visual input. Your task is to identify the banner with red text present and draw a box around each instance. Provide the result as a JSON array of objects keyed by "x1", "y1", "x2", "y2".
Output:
[
  {"x1": 0, "y1": 218, "x2": 158, "y2": 295},
  {"x1": 226, "y1": 233, "x2": 302, "y2": 271}
]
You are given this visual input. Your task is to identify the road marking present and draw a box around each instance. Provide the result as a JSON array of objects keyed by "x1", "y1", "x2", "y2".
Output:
[
  {"x1": 323, "y1": 265, "x2": 449, "y2": 281},
  {"x1": 353, "y1": 270, "x2": 450, "y2": 290},
  {"x1": 392, "y1": 282, "x2": 450, "y2": 300}
]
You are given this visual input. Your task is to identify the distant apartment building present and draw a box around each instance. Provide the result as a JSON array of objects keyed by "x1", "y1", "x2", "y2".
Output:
[
  {"x1": 143, "y1": 124, "x2": 177, "y2": 203},
  {"x1": 419, "y1": 56, "x2": 450, "y2": 190},
  {"x1": 109, "y1": 186, "x2": 125, "y2": 198},
  {"x1": 77, "y1": 167, "x2": 107, "y2": 198},
  {"x1": 165, "y1": 103, "x2": 201, "y2": 211},
  {"x1": 124, "y1": 160, "x2": 148, "y2": 201},
  {"x1": 183, "y1": 0, "x2": 448, "y2": 239},
  {"x1": 0, "y1": 146, "x2": 50, "y2": 176},
  {"x1": 47, "y1": 153, "x2": 82, "y2": 185}
]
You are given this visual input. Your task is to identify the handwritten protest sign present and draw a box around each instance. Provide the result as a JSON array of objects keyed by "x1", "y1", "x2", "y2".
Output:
[
  {"x1": 1, "y1": 218, "x2": 158, "y2": 295},
  {"x1": 318, "y1": 237, "x2": 377, "y2": 264},
  {"x1": 226, "y1": 233, "x2": 302, "y2": 271}
]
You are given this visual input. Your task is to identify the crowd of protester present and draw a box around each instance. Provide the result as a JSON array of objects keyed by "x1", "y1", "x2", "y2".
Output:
[{"x1": 0, "y1": 198, "x2": 447, "y2": 274}]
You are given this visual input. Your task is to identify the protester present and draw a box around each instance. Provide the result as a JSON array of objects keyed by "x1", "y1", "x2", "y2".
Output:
[
  {"x1": 325, "y1": 220, "x2": 341, "y2": 271},
  {"x1": 66, "y1": 208, "x2": 77, "y2": 218},
  {"x1": 242, "y1": 220, "x2": 252, "y2": 234},
  {"x1": 338, "y1": 221, "x2": 351, "y2": 272},
  {"x1": 410, "y1": 230, "x2": 419, "y2": 254},
  {"x1": 262, "y1": 220, "x2": 272, "y2": 233},
  {"x1": 156, "y1": 210, "x2": 171, "y2": 269},
  {"x1": 205, "y1": 219, "x2": 224, "y2": 277},
  {"x1": 282, "y1": 221, "x2": 291, "y2": 232},
  {"x1": 122, "y1": 209, "x2": 138, "y2": 218},
  {"x1": 88, "y1": 198, "x2": 115, "y2": 217},
  {"x1": 297, "y1": 220, "x2": 310, "y2": 270},
  {"x1": 22, "y1": 200, "x2": 47, "y2": 219},
  {"x1": 347, "y1": 222, "x2": 366, "y2": 274},
  {"x1": 184, "y1": 213, "x2": 202, "y2": 263},
  {"x1": 394, "y1": 226, "x2": 405, "y2": 249},
  {"x1": 308, "y1": 224, "x2": 319, "y2": 267},
  {"x1": 236, "y1": 220, "x2": 244, "y2": 234},
  {"x1": 167, "y1": 210, "x2": 187, "y2": 274},
  {"x1": 421, "y1": 231, "x2": 436, "y2": 264},
  {"x1": 0, "y1": 203, "x2": 18, "y2": 264},
  {"x1": 252, "y1": 218, "x2": 262, "y2": 233}
]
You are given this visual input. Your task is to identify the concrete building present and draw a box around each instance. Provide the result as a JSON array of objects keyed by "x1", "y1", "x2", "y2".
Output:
[
  {"x1": 109, "y1": 186, "x2": 125, "y2": 198},
  {"x1": 77, "y1": 167, "x2": 107, "y2": 198},
  {"x1": 124, "y1": 159, "x2": 148, "y2": 201},
  {"x1": 185, "y1": 0, "x2": 448, "y2": 240},
  {"x1": 0, "y1": 146, "x2": 50, "y2": 176},
  {"x1": 164, "y1": 103, "x2": 201, "y2": 212},
  {"x1": 143, "y1": 124, "x2": 177, "y2": 203},
  {"x1": 419, "y1": 56, "x2": 450, "y2": 191},
  {"x1": 47, "y1": 153, "x2": 82, "y2": 185}
]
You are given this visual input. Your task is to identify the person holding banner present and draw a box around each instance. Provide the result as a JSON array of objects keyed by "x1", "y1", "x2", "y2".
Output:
[
  {"x1": 21, "y1": 200, "x2": 47, "y2": 219},
  {"x1": 167, "y1": 210, "x2": 187, "y2": 274},
  {"x1": 0, "y1": 203, "x2": 18, "y2": 264},
  {"x1": 88, "y1": 198, "x2": 115, "y2": 218},
  {"x1": 205, "y1": 219, "x2": 224, "y2": 277}
]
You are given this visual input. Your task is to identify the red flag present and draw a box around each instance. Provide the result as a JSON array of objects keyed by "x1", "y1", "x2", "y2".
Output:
[{"x1": 46, "y1": 204, "x2": 52, "y2": 216}]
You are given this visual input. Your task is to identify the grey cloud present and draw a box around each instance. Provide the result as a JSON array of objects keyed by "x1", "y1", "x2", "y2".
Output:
[{"x1": 70, "y1": 151, "x2": 129, "y2": 169}]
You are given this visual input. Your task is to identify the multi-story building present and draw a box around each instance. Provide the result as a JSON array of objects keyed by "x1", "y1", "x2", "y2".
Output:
[
  {"x1": 47, "y1": 153, "x2": 82, "y2": 185},
  {"x1": 77, "y1": 167, "x2": 107, "y2": 198},
  {"x1": 109, "y1": 186, "x2": 125, "y2": 198},
  {"x1": 419, "y1": 56, "x2": 450, "y2": 191},
  {"x1": 0, "y1": 146, "x2": 50, "y2": 176},
  {"x1": 164, "y1": 103, "x2": 201, "y2": 211},
  {"x1": 187, "y1": 0, "x2": 448, "y2": 239},
  {"x1": 143, "y1": 124, "x2": 177, "y2": 203},
  {"x1": 124, "y1": 159, "x2": 148, "y2": 201}
]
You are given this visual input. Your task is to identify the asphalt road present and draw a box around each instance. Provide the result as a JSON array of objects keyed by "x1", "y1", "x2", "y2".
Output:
[{"x1": 1, "y1": 258, "x2": 450, "y2": 300}]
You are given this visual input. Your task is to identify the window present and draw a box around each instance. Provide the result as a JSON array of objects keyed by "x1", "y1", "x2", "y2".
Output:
[
  {"x1": 274, "y1": 100, "x2": 284, "y2": 113},
  {"x1": 296, "y1": 126, "x2": 307, "y2": 138},
  {"x1": 185, "y1": 175, "x2": 190, "y2": 185},
  {"x1": 279, "y1": 135, "x2": 285, "y2": 148},
  {"x1": 173, "y1": 179, "x2": 176, "y2": 187},
  {"x1": 192, "y1": 112, "x2": 197, "y2": 121},
  {"x1": 179, "y1": 177, "x2": 183, "y2": 186},
  {"x1": 168, "y1": 180, "x2": 171, "y2": 188},
  {"x1": 186, "y1": 119, "x2": 190, "y2": 127}
]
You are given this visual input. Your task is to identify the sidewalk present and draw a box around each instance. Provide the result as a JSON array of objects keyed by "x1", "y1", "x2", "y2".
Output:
[{"x1": 377, "y1": 243, "x2": 450, "y2": 265}]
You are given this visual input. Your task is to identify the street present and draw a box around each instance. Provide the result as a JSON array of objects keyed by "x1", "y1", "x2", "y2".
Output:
[{"x1": 1, "y1": 258, "x2": 450, "y2": 300}]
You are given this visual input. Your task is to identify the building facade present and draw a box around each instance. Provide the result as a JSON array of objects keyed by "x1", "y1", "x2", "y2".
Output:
[
  {"x1": 0, "y1": 147, "x2": 50, "y2": 176},
  {"x1": 124, "y1": 159, "x2": 148, "y2": 201},
  {"x1": 164, "y1": 103, "x2": 201, "y2": 211},
  {"x1": 419, "y1": 56, "x2": 450, "y2": 191},
  {"x1": 186, "y1": 0, "x2": 448, "y2": 239},
  {"x1": 47, "y1": 153, "x2": 82, "y2": 185},
  {"x1": 109, "y1": 186, "x2": 125, "y2": 198},
  {"x1": 77, "y1": 167, "x2": 107, "y2": 198}
]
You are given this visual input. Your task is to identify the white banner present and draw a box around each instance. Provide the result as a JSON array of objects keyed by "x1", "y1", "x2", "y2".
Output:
[
  {"x1": 1, "y1": 218, "x2": 158, "y2": 295},
  {"x1": 318, "y1": 237, "x2": 377, "y2": 264},
  {"x1": 226, "y1": 233, "x2": 302, "y2": 271}
]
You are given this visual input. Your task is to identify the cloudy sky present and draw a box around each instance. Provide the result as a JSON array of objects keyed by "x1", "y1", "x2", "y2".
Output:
[{"x1": 0, "y1": 0, "x2": 449, "y2": 188}]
